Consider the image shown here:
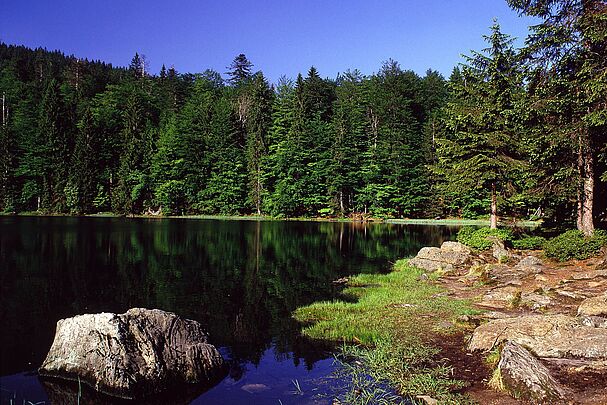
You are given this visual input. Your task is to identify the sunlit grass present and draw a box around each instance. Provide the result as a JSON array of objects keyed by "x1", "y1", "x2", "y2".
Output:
[
  {"x1": 293, "y1": 260, "x2": 479, "y2": 403},
  {"x1": 294, "y1": 260, "x2": 476, "y2": 344}
]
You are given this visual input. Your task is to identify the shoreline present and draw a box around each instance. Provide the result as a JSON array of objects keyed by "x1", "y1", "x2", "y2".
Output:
[
  {"x1": 0, "y1": 212, "x2": 541, "y2": 227},
  {"x1": 294, "y1": 239, "x2": 607, "y2": 404}
]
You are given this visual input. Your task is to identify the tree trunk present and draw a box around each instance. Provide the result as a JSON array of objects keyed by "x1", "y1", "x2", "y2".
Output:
[
  {"x1": 490, "y1": 182, "x2": 498, "y2": 229},
  {"x1": 577, "y1": 130, "x2": 595, "y2": 236}
]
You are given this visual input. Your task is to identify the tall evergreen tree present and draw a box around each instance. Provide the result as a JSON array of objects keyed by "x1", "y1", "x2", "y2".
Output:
[
  {"x1": 508, "y1": 0, "x2": 607, "y2": 234},
  {"x1": 227, "y1": 54, "x2": 254, "y2": 86},
  {"x1": 30, "y1": 79, "x2": 71, "y2": 211},
  {"x1": 434, "y1": 23, "x2": 524, "y2": 228},
  {"x1": 329, "y1": 70, "x2": 367, "y2": 215},
  {"x1": 68, "y1": 107, "x2": 99, "y2": 213},
  {"x1": 244, "y1": 73, "x2": 273, "y2": 215}
]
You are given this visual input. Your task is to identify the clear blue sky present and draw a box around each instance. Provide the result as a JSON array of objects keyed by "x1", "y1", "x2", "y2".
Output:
[{"x1": 1, "y1": 0, "x2": 537, "y2": 83}]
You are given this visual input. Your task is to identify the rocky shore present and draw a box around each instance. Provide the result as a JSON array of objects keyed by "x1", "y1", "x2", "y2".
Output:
[{"x1": 409, "y1": 241, "x2": 607, "y2": 404}]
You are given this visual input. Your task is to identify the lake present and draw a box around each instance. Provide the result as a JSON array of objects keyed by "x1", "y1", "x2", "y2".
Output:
[{"x1": 0, "y1": 217, "x2": 459, "y2": 404}]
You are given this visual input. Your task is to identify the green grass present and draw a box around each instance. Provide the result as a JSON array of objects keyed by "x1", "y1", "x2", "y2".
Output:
[
  {"x1": 386, "y1": 218, "x2": 540, "y2": 227},
  {"x1": 293, "y1": 260, "x2": 479, "y2": 403}
]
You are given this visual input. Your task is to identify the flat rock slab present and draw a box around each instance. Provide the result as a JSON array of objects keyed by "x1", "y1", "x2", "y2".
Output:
[
  {"x1": 468, "y1": 314, "x2": 607, "y2": 359},
  {"x1": 578, "y1": 294, "x2": 607, "y2": 317},
  {"x1": 39, "y1": 308, "x2": 226, "y2": 399},
  {"x1": 477, "y1": 286, "x2": 521, "y2": 309},
  {"x1": 497, "y1": 341, "x2": 567, "y2": 404}
]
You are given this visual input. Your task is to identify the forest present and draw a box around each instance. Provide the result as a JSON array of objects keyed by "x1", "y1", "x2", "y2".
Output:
[{"x1": 0, "y1": 0, "x2": 605, "y2": 235}]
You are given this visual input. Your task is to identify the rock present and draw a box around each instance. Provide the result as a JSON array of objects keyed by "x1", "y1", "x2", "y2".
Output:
[
  {"x1": 409, "y1": 242, "x2": 471, "y2": 272},
  {"x1": 571, "y1": 270, "x2": 607, "y2": 280},
  {"x1": 589, "y1": 280, "x2": 607, "y2": 288},
  {"x1": 460, "y1": 264, "x2": 491, "y2": 284},
  {"x1": 521, "y1": 292, "x2": 551, "y2": 311},
  {"x1": 478, "y1": 286, "x2": 521, "y2": 309},
  {"x1": 488, "y1": 237, "x2": 510, "y2": 262},
  {"x1": 541, "y1": 357, "x2": 607, "y2": 373},
  {"x1": 495, "y1": 341, "x2": 567, "y2": 404},
  {"x1": 579, "y1": 315, "x2": 607, "y2": 328},
  {"x1": 553, "y1": 289, "x2": 588, "y2": 300},
  {"x1": 596, "y1": 247, "x2": 607, "y2": 270},
  {"x1": 468, "y1": 314, "x2": 607, "y2": 359},
  {"x1": 440, "y1": 241, "x2": 472, "y2": 254},
  {"x1": 481, "y1": 311, "x2": 512, "y2": 320},
  {"x1": 416, "y1": 395, "x2": 438, "y2": 405},
  {"x1": 577, "y1": 294, "x2": 607, "y2": 317},
  {"x1": 516, "y1": 256, "x2": 543, "y2": 268},
  {"x1": 535, "y1": 274, "x2": 548, "y2": 282},
  {"x1": 515, "y1": 256, "x2": 544, "y2": 276},
  {"x1": 457, "y1": 315, "x2": 471, "y2": 323},
  {"x1": 39, "y1": 308, "x2": 226, "y2": 399}
]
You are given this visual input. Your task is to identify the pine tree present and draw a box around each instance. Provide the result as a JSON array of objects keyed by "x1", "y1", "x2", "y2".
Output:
[
  {"x1": 227, "y1": 54, "x2": 253, "y2": 86},
  {"x1": 329, "y1": 70, "x2": 367, "y2": 215},
  {"x1": 508, "y1": 0, "x2": 607, "y2": 234},
  {"x1": 68, "y1": 107, "x2": 99, "y2": 213},
  {"x1": 434, "y1": 22, "x2": 525, "y2": 228},
  {"x1": 244, "y1": 73, "x2": 273, "y2": 215},
  {"x1": 0, "y1": 117, "x2": 17, "y2": 212},
  {"x1": 35, "y1": 79, "x2": 70, "y2": 211},
  {"x1": 113, "y1": 87, "x2": 152, "y2": 214}
]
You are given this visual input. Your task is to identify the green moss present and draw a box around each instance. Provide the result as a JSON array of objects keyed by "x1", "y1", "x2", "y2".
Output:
[{"x1": 293, "y1": 261, "x2": 479, "y2": 402}]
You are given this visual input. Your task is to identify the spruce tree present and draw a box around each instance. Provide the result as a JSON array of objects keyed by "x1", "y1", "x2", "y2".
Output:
[
  {"x1": 434, "y1": 22, "x2": 524, "y2": 227},
  {"x1": 227, "y1": 54, "x2": 253, "y2": 86},
  {"x1": 508, "y1": 0, "x2": 607, "y2": 234}
]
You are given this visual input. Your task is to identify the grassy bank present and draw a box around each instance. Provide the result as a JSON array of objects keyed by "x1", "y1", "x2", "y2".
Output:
[
  {"x1": 386, "y1": 218, "x2": 541, "y2": 227},
  {"x1": 294, "y1": 261, "x2": 479, "y2": 404}
]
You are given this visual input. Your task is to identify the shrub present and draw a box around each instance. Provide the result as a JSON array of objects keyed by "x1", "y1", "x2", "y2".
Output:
[
  {"x1": 512, "y1": 236, "x2": 546, "y2": 250},
  {"x1": 457, "y1": 227, "x2": 513, "y2": 250},
  {"x1": 544, "y1": 230, "x2": 607, "y2": 262}
]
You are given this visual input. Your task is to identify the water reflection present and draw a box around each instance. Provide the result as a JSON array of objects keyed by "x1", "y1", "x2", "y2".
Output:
[{"x1": 0, "y1": 217, "x2": 458, "y2": 403}]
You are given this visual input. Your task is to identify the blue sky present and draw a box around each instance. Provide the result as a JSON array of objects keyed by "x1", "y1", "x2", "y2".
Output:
[{"x1": 1, "y1": 0, "x2": 537, "y2": 83}]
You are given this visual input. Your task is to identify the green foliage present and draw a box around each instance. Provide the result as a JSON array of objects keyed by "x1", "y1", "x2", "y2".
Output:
[
  {"x1": 456, "y1": 227, "x2": 513, "y2": 250},
  {"x1": 1, "y1": 33, "x2": 605, "y2": 226},
  {"x1": 432, "y1": 23, "x2": 527, "y2": 223},
  {"x1": 512, "y1": 235, "x2": 546, "y2": 250},
  {"x1": 544, "y1": 230, "x2": 607, "y2": 262},
  {"x1": 155, "y1": 180, "x2": 185, "y2": 215}
]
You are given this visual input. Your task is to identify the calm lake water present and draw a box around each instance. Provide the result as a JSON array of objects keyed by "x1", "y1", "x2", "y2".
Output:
[{"x1": 0, "y1": 217, "x2": 459, "y2": 404}]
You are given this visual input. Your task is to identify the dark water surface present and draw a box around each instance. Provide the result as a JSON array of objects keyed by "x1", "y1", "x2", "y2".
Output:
[{"x1": 0, "y1": 217, "x2": 458, "y2": 404}]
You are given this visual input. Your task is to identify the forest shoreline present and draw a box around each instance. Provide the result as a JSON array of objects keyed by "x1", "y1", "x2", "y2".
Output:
[{"x1": 0, "y1": 211, "x2": 541, "y2": 227}]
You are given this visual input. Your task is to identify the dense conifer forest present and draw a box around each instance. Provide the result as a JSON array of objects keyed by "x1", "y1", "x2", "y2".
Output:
[{"x1": 0, "y1": 0, "x2": 605, "y2": 234}]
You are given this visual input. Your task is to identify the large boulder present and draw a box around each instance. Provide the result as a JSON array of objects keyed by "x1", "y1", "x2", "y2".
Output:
[
  {"x1": 409, "y1": 241, "x2": 472, "y2": 272},
  {"x1": 39, "y1": 308, "x2": 226, "y2": 399},
  {"x1": 468, "y1": 314, "x2": 607, "y2": 359},
  {"x1": 495, "y1": 341, "x2": 567, "y2": 404},
  {"x1": 578, "y1": 294, "x2": 607, "y2": 317}
]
